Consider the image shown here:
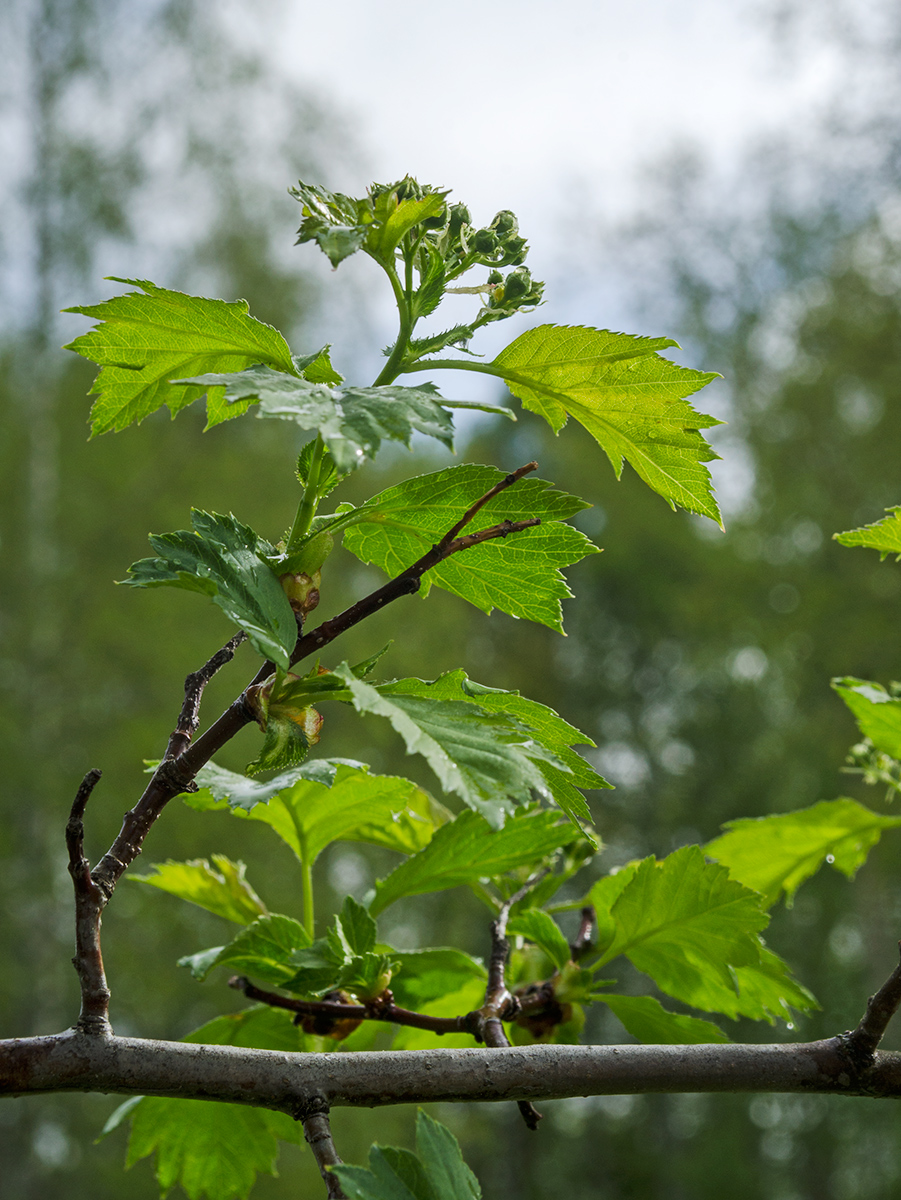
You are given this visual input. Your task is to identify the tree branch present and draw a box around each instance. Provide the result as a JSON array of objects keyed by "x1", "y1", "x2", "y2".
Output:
[
  {"x1": 164, "y1": 631, "x2": 246, "y2": 759},
  {"x1": 845, "y1": 943, "x2": 901, "y2": 1066},
  {"x1": 478, "y1": 875, "x2": 547, "y2": 1130},
  {"x1": 65, "y1": 770, "x2": 110, "y2": 1036},
  {"x1": 6, "y1": 1034, "x2": 901, "y2": 1106},
  {"x1": 298, "y1": 1099, "x2": 347, "y2": 1200}
]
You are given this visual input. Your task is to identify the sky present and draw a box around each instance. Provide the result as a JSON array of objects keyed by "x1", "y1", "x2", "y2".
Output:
[{"x1": 270, "y1": 0, "x2": 841, "y2": 237}]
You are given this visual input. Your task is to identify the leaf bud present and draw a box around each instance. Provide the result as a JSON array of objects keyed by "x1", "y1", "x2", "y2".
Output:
[
  {"x1": 490, "y1": 210, "x2": 518, "y2": 236},
  {"x1": 472, "y1": 228, "x2": 498, "y2": 255},
  {"x1": 502, "y1": 266, "x2": 531, "y2": 302},
  {"x1": 279, "y1": 569, "x2": 321, "y2": 616},
  {"x1": 448, "y1": 203, "x2": 471, "y2": 234}
]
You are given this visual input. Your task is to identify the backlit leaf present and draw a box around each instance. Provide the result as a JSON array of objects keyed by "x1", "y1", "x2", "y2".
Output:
[
  {"x1": 507, "y1": 909, "x2": 572, "y2": 970},
  {"x1": 332, "y1": 1111, "x2": 481, "y2": 1200},
  {"x1": 187, "y1": 760, "x2": 447, "y2": 864},
  {"x1": 491, "y1": 325, "x2": 721, "y2": 522},
  {"x1": 832, "y1": 676, "x2": 901, "y2": 759},
  {"x1": 834, "y1": 506, "x2": 901, "y2": 559},
  {"x1": 63, "y1": 278, "x2": 295, "y2": 435},
  {"x1": 180, "y1": 914, "x2": 310, "y2": 985},
  {"x1": 706, "y1": 798, "x2": 901, "y2": 907},
  {"x1": 338, "y1": 464, "x2": 600, "y2": 632},
  {"x1": 129, "y1": 856, "x2": 267, "y2": 925},
  {"x1": 599, "y1": 994, "x2": 729, "y2": 1044}
]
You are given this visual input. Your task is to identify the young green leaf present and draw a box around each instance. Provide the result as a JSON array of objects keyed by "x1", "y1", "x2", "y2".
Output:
[
  {"x1": 332, "y1": 1111, "x2": 481, "y2": 1200},
  {"x1": 63, "y1": 278, "x2": 296, "y2": 435},
  {"x1": 381, "y1": 669, "x2": 608, "y2": 836},
  {"x1": 180, "y1": 914, "x2": 310, "y2": 985},
  {"x1": 598, "y1": 994, "x2": 729, "y2": 1044},
  {"x1": 129, "y1": 856, "x2": 267, "y2": 925},
  {"x1": 592, "y1": 846, "x2": 810, "y2": 1020},
  {"x1": 338, "y1": 464, "x2": 600, "y2": 632},
  {"x1": 176, "y1": 367, "x2": 455, "y2": 471},
  {"x1": 384, "y1": 948, "x2": 487, "y2": 1010},
  {"x1": 337, "y1": 896, "x2": 378, "y2": 956},
  {"x1": 507, "y1": 908, "x2": 572, "y2": 970},
  {"x1": 124, "y1": 510, "x2": 297, "y2": 669},
  {"x1": 705, "y1": 798, "x2": 901, "y2": 907},
  {"x1": 187, "y1": 760, "x2": 447, "y2": 864},
  {"x1": 370, "y1": 809, "x2": 580, "y2": 915},
  {"x1": 489, "y1": 325, "x2": 722, "y2": 522},
  {"x1": 321, "y1": 665, "x2": 566, "y2": 827},
  {"x1": 833, "y1": 676, "x2": 901, "y2": 759},
  {"x1": 834, "y1": 506, "x2": 901, "y2": 559},
  {"x1": 244, "y1": 675, "x2": 323, "y2": 776}
]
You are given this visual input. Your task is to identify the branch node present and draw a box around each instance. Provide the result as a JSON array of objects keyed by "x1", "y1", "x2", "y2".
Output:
[{"x1": 845, "y1": 942, "x2": 901, "y2": 1067}]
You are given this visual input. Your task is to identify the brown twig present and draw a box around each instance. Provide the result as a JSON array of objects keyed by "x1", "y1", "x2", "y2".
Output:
[
  {"x1": 298, "y1": 1098, "x2": 347, "y2": 1200},
  {"x1": 569, "y1": 905, "x2": 596, "y2": 960},
  {"x1": 66, "y1": 770, "x2": 111, "y2": 1035},
  {"x1": 478, "y1": 874, "x2": 548, "y2": 1131},
  {"x1": 164, "y1": 631, "x2": 246, "y2": 759},
  {"x1": 229, "y1": 977, "x2": 479, "y2": 1038},
  {"x1": 845, "y1": 943, "x2": 901, "y2": 1066}
]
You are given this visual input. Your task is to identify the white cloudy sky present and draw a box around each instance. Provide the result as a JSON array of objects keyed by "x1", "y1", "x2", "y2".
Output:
[{"x1": 273, "y1": 0, "x2": 841, "y2": 233}]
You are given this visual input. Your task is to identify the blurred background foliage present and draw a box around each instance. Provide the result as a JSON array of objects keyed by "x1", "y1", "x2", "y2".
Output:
[{"x1": 5, "y1": 0, "x2": 901, "y2": 1198}]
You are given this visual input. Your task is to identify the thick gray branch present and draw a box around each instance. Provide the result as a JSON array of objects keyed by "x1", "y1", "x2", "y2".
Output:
[{"x1": 3, "y1": 1033, "x2": 901, "y2": 1110}]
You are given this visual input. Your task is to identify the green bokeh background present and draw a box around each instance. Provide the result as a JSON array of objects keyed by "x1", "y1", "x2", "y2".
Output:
[{"x1": 5, "y1": 2, "x2": 901, "y2": 1198}]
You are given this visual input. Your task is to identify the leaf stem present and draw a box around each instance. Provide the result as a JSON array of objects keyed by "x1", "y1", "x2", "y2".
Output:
[
  {"x1": 302, "y1": 853, "x2": 315, "y2": 939},
  {"x1": 287, "y1": 435, "x2": 326, "y2": 552},
  {"x1": 372, "y1": 262, "x2": 414, "y2": 386}
]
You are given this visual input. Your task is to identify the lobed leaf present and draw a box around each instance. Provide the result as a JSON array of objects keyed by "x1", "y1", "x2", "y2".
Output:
[
  {"x1": 63, "y1": 278, "x2": 295, "y2": 435},
  {"x1": 591, "y1": 846, "x2": 812, "y2": 1021},
  {"x1": 370, "y1": 809, "x2": 580, "y2": 915},
  {"x1": 323, "y1": 665, "x2": 566, "y2": 827},
  {"x1": 124, "y1": 510, "x2": 297, "y2": 669},
  {"x1": 180, "y1": 914, "x2": 310, "y2": 985},
  {"x1": 834, "y1": 506, "x2": 901, "y2": 559},
  {"x1": 187, "y1": 760, "x2": 447, "y2": 865},
  {"x1": 491, "y1": 325, "x2": 722, "y2": 522},
  {"x1": 338, "y1": 464, "x2": 600, "y2": 632},
  {"x1": 506, "y1": 909, "x2": 572, "y2": 970},
  {"x1": 178, "y1": 366, "x2": 455, "y2": 471},
  {"x1": 332, "y1": 1111, "x2": 481, "y2": 1200},
  {"x1": 706, "y1": 797, "x2": 901, "y2": 907},
  {"x1": 832, "y1": 676, "x2": 901, "y2": 759},
  {"x1": 129, "y1": 856, "x2": 267, "y2": 925}
]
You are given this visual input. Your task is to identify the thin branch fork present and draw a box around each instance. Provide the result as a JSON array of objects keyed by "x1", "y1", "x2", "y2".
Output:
[
  {"x1": 845, "y1": 942, "x2": 901, "y2": 1066},
  {"x1": 164, "y1": 631, "x2": 246, "y2": 759},
  {"x1": 66, "y1": 770, "x2": 110, "y2": 1035}
]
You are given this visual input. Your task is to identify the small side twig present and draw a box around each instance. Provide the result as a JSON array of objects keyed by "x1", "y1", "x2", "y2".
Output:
[
  {"x1": 229, "y1": 977, "x2": 479, "y2": 1038},
  {"x1": 570, "y1": 905, "x2": 596, "y2": 960},
  {"x1": 164, "y1": 631, "x2": 246, "y2": 759},
  {"x1": 66, "y1": 769, "x2": 111, "y2": 1035},
  {"x1": 845, "y1": 943, "x2": 901, "y2": 1066},
  {"x1": 478, "y1": 873, "x2": 548, "y2": 1131},
  {"x1": 298, "y1": 1099, "x2": 347, "y2": 1200}
]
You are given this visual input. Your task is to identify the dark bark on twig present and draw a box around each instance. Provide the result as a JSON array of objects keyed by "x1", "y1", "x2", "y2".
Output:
[
  {"x1": 164, "y1": 631, "x2": 246, "y2": 759},
  {"x1": 570, "y1": 906, "x2": 596, "y2": 960},
  {"x1": 478, "y1": 875, "x2": 547, "y2": 1130},
  {"x1": 299, "y1": 1100, "x2": 347, "y2": 1200},
  {"x1": 66, "y1": 770, "x2": 110, "y2": 1035},
  {"x1": 845, "y1": 943, "x2": 901, "y2": 1067},
  {"x1": 7, "y1": 1033, "x2": 901, "y2": 1106},
  {"x1": 229, "y1": 977, "x2": 479, "y2": 1038}
]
